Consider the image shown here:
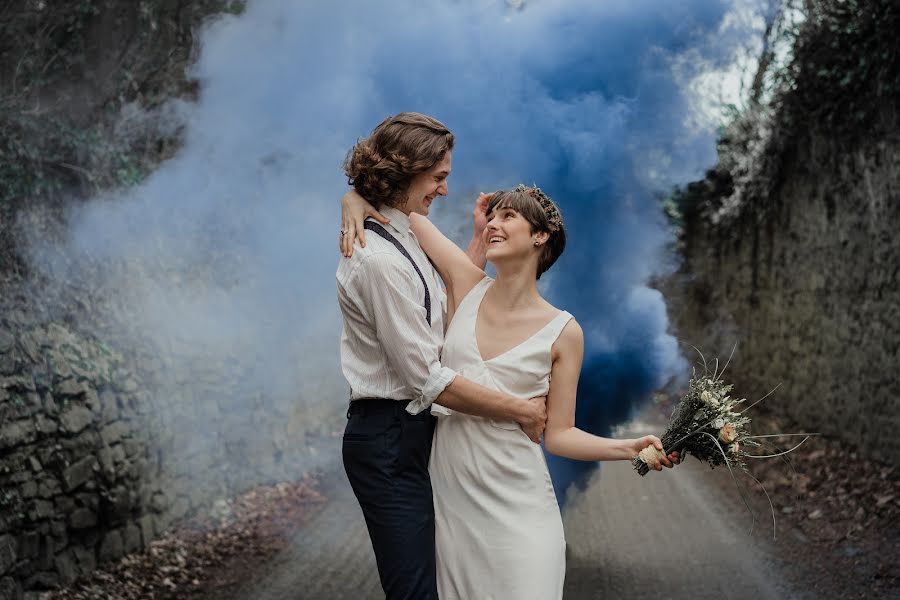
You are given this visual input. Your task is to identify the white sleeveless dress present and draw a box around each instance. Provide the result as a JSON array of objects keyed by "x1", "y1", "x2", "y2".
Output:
[{"x1": 430, "y1": 276, "x2": 571, "y2": 600}]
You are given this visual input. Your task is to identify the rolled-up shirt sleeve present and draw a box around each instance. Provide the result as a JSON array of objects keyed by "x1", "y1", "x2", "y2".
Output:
[{"x1": 348, "y1": 252, "x2": 457, "y2": 413}]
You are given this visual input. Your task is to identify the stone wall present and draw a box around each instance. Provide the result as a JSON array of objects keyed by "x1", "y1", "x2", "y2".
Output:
[
  {"x1": 666, "y1": 130, "x2": 900, "y2": 464},
  {"x1": 0, "y1": 319, "x2": 146, "y2": 596},
  {"x1": 0, "y1": 310, "x2": 338, "y2": 598}
]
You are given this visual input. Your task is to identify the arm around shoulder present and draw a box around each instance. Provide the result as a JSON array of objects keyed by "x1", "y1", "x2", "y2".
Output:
[{"x1": 409, "y1": 213, "x2": 485, "y2": 302}]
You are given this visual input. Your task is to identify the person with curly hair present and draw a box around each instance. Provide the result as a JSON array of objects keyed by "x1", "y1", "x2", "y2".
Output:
[
  {"x1": 342, "y1": 173, "x2": 680, "y2": 598},
  {"x1": 336, "y1": 112, "x2": 548, "y2": 600}
]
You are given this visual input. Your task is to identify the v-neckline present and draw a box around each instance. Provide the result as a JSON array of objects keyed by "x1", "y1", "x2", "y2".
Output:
[{"x1": 474, "y1": 280, "x2": 562, "y2": 363}]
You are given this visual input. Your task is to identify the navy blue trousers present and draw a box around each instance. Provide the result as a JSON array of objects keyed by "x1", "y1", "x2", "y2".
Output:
[{"x1": 342, "y1": 399, "x2": 438, "y2": 600}]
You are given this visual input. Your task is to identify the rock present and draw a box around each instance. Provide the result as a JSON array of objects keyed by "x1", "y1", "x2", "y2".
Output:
[
  {"x1": 98, "y1": 530, "x2": 124, "y2": 563},
  {"x1": 70, "y1": 361, "x2": 98, "y2": 380},
  {"x1": 26, "y1": 500, "x2": 53, "y2": 521},
  {"x1": 100, "y1": 486, "x2": 132, "y2": 524},
  {"x1": 36, "y1": 478, "x2": 61, "y2": 499},
  {"x1": 59, "y1": 405, "x2": 93, "y2": 434},
  {"x1": 0, "y1": 577, "x2": 21, "y2": 600},
  {"x1": 62, "y1": 430, "x2": 99, "y2": 455},
  {"x1": 123, "y1": 521, "x2": 142, "y2": 553},
  {"x1": 83, "y1": 388, "x2": 100, "y2": 411},
  {"x1": 0, "y1": 422, "x2": 36, "y2": 450},
  {"x1": 48, "y1": 357, "x2": 73, "y2": 381},
  {"x1": 1, "y1": 376, "x2": 34, "y2": 392},
  {"x1": 72, "y1": 546, "x2": 95, "y2": 574},
  {"x1": 874, "y1": 493, "x2": 895, "y2": 507},
  {"x1": 109, "y1": 444, "x2": 126, "y2": 465},
  {"x1": 30, "y1": 370, "x2": 50, "y2": 393},
  {"x1": 17, "y1": 532, "x2": 38, "y2": 561},
  {"x1": 168, "y1": 496, "x2": 190, "y2": 521},
  {"x1": 0, "y1": 514, "x2": 20, "y2": 537},
  {"x1": 54, "y1": 379, "x2": 84, "y2": 398},
  {"x1": 0, "y1": 534, "x2": 16, "y2": 575},
  {"x1": 98, "y1": 390, "x2": 118, "y2": 420},
  {"x1": 54, "y1": 497, "x2": 75, "y2": 514},
  {"x1": 61, "y1": 456, "x2": 97, "y2": 492},
  {"x1": 69, "y1": 508, "x2": 97, "y2": 530},
  {"x1": 99, "y1": 421, "x2": 130, "y2": 446},
  {"x1": 19, "y1": 481, "x2": 37, "y2": 499},
  {"x1": 808, "y1": 509, "x2": 823, "y2": 519},
  {"x1": 138, "y1": 515, "x2": 155, "y2": 548},
  {"x1": 96, "y1": 447, "x2": 116, "y2": 479},
  {"x1": 17, "y1": 333, "x2": 40, "y2": 364},
  {"x1": 0, "y1": 331, "x2": 14, "y2": 353},
  {"x1": 53, "y1": 550, "x2": 78, "y2": 586},
  {"x1": 122, "y1": 439, "x2": 140, "y2": 459},
  {"x1": 27, "y1": 458, "x2": 41, "y2": 473},
  {"x1": 119, "y1": 378, "x2": 139, "y2": 393},
  {"x1": 23, "y1": 571, "x2": 58, "y2": 590},
  {"x1": 41, "y1": 394, "x2": 58, "y2": 417},
  {"x1": 36, "y1": 535, "x2": 54, "y2": 571},
  {"x1": 33, "y1": 415, "x2": 56, "y2": 436},
  {"x1": 0, "y1": 355, "x2": 16, "y2": 376}
]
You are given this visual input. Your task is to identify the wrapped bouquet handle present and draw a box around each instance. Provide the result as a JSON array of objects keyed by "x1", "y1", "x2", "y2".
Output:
[{"x1": 635, "y1": 444, "x2": 668, "y2": 472}]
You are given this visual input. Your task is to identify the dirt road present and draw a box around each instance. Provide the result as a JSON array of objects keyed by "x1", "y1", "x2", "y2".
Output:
[{"x1": 221, "y1": 424, "x2": 805, "y2": 600}]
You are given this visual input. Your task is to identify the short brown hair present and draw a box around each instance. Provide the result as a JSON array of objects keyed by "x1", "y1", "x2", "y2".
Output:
[
  {"x1": 487, "y1": 188, "x2": 567, "y2": 279},
  {"x1": 343, "y1": 112, "x2": 454, "y2": 210}
]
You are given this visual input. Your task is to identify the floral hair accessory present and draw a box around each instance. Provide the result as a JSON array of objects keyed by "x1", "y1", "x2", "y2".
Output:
[{"x1": 514, "y1": 184, "x2": 563, "y2": 233}]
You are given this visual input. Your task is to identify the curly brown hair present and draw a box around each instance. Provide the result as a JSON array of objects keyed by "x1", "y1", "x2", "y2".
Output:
[
  {"x1": 487, "y1": 187, "x2": 567, "y2": 280},
  {"x1": 343, "y1": 112, "x2": 455, "y2": 210}
]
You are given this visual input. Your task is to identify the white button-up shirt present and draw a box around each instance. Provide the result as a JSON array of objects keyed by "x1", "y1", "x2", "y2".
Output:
[{"x1": 336, "y1": 206, "x2": 457, "y2": 414}]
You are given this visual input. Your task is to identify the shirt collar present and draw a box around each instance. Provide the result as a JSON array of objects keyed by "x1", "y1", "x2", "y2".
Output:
[{"x1": 379, "y1": 206, "x2": 412, "y2": 237}]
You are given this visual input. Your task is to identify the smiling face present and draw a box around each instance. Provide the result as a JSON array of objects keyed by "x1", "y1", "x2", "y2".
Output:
[
  {"x1": 484, "y1": 188, "x2": 567, "y2": 280},
  {"x1": 483, "y1": 204, "x2": 548, "y2": 266},
  {"x1": 403, "y1": 151, "x2": 451, "y2": 216}
]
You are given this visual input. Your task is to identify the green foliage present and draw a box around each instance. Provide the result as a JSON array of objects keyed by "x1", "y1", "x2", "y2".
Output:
[
  {"x1": 774, "y1": 0, "x2": 900, "y2": 139},
  {"x1": 667, "y1": 0, "x2": 899, "y2": 229},
  {"x1": 664, "y1": 166, "x2": 735, "y2": 234},
  {"x1": 0, "y1": 0, "x2": 246, "y2": 274}
]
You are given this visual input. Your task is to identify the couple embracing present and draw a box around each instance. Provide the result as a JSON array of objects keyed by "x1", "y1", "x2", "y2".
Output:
[{"x1": 336, "y1": 112, "x2": 679, "y2": 600}]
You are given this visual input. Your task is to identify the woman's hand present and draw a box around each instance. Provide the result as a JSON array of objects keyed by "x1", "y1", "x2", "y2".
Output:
[
  {"x1": 340, "y1": 189, "x2": 390, "y2": 257},
  {"x1": 472, "y1": 192, "x2": 492, "y2": 238},
  {"x1": 465, "y1": 192, "x2": 493, "y2": 270},
  {"x1": 630, "y1": 435, "x2": 680, "y2": 470}
]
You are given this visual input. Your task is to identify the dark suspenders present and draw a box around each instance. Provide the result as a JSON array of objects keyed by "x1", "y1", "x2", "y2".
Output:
[{"x1": 363, "y1": 220, "x2": 432, "y2": 326}]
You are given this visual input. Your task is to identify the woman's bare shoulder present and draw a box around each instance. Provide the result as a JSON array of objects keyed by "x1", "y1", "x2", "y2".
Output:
[{"x1": 551, "y1": 313, "x2": 583, "y2": 360}]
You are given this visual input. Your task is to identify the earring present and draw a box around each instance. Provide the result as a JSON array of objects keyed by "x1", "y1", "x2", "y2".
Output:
[{"x1": 534, "y1": 241, "x2": 540, "y2": 246}]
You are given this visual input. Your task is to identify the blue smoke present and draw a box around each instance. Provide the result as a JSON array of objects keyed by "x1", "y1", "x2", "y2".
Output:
[{"x1": 24, "y1": 0, "x2": 755, "y2": 500}]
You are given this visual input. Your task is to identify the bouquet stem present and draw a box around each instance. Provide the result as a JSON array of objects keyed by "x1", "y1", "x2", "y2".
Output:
[{"x1": 633, "y1": 444, "x2": 666, "y2": 475}]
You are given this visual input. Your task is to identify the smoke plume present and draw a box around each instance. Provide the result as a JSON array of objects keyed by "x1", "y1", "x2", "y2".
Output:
[{"x1": 22, "y1": 0, "x2": 760, "y2": 502}]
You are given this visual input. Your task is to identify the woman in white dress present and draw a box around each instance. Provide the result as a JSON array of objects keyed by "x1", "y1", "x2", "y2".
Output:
[{"x1": 344, "y1": 185, "x2": 679, "y2": 599}]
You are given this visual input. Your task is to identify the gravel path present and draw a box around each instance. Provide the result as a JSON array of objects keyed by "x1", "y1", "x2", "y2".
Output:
[{"x1": 216, "y1": 418, "x2": 805, "y2": 600}]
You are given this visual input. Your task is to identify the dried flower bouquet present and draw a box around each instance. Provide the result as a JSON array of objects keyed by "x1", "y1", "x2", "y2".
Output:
[{"x1": 633, "y1": 347, "x2": 816, "y2": 537}]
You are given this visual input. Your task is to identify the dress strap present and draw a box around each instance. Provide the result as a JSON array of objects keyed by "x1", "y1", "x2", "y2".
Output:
[
  {"x1": 537, "y1": 311, "x2": 574, "y2": 347},
  {"x1": 454, "y1": 276, "x2": 492, "y2": 318}
]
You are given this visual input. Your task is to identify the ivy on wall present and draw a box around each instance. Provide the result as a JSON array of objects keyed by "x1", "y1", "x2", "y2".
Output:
[
  {"x1": 0, "y1": 0, "x2": 245, "y2": 274},
  {"x1": 664, "y1": 0, "x2": 899, "y2": 232},
  {"x1": 775, "y1": 0, "x2": 900, "y2": 140}
]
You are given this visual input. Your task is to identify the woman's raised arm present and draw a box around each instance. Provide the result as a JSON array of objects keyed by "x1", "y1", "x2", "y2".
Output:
[
  {"x1": 543, "y1": 319, "x2": 680, "y2": 468},
  {"x1": 409, "y1": 212, "x2": 485, "y2": 307}
]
